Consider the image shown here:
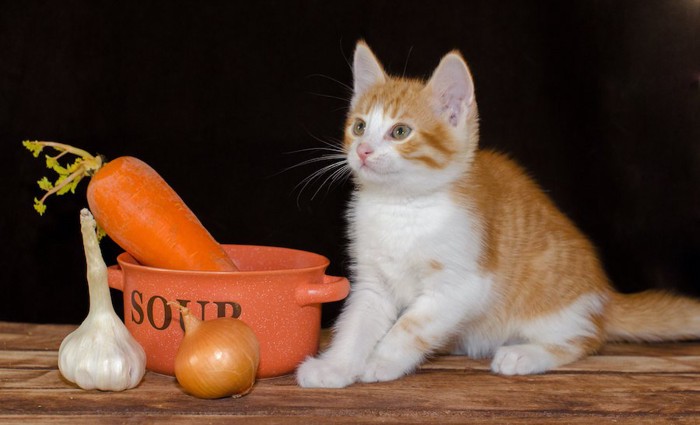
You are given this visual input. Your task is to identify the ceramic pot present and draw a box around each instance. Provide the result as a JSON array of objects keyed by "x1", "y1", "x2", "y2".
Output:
[{"x1": 107, "y1": 244, "x2": 349, "y2": 378}]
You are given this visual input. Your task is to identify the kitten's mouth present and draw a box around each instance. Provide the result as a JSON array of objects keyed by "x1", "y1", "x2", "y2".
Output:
[
  {"x1": 357, "y1": 161, "x2": 379, "y2": 174},
  {"x1": 355, "y1": 162, "x2": 397, "y2": 181}
]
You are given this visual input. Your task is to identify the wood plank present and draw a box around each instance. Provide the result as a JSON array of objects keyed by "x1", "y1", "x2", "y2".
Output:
[
  {"x1": 0, "y1": 350, "x2": 58, "y2": 369},
  {"x1": 0, "y1": 413, "x2": 698, "y2": 425},
  {"x1": 4, "y1": 347, "x2": 700, "y2": 375},
  {"x1": 0, "y1": 369, "x2": 68, "y2": 389},
  {"x1": 600, "y1": 341, "x2": 700, "y2": 356},
  {"x1": 422, "y1": 354, "x2": 700, "y2": 373},
  {"x1": 2, "y1": 322, "x2": 700, "y2": 424},
  {"x1": 3, "y1": 321, "x2": 700, "y2": 357},
  {"x1": 5, "y1": 351, "x2": 700, "y2": 388},
  {"x1": 0, "y1": 322, "x2": 75, "y2": 351},
  {"x1": 2, "y1": 370, "x2": 700, "y2": 414}
]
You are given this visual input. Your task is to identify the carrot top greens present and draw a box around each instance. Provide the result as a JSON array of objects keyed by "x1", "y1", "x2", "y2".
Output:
[{"x1": 23, "y1": 141, "x2": 104, "y2": 215}]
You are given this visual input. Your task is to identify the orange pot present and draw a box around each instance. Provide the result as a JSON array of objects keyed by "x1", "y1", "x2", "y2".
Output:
[{"x1": 107, "y1": 244, "x2": 349, "y2": 378}]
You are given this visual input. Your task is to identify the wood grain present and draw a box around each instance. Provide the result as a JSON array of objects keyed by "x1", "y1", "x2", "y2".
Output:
[{"x1": 1, "y1": 321, "x2": 700, "y2": 424}]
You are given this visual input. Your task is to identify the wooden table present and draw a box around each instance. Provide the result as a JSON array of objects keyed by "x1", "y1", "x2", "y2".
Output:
[{"x1": 2, "y1": 321, "x2": 700, "y2": 424}]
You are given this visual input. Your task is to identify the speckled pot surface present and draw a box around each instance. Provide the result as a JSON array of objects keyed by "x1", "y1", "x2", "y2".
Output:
[{"x1": 107, "y1": 245, "x2": 349, "y2": 378}]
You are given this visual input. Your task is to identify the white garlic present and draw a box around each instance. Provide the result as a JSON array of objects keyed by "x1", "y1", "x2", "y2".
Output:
[{"x1": 58, "y1": 208, "x2": 146, "y2": 391}]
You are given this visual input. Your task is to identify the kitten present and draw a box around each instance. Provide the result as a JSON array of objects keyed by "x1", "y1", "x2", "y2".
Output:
[{"x1": 296, "y1": 41, "x2": 700, "y2": 388}]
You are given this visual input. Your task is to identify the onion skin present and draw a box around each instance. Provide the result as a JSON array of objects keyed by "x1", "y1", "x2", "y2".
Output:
[{"x1": 172, "y1": 304, "x2": 260, "y2": 399}]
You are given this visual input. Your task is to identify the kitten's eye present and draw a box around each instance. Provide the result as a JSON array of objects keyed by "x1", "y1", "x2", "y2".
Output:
[
  {"x1": 352, "y1": 119, "x2": 366, "y2": 136},
  {"x1": 390, "y1": 124, "x2": 412, "y2": 141}
]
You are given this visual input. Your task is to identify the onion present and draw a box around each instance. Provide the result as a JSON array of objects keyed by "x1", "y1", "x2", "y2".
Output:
[{"x1": 169, "y1": 302, "x2": 260, "y2": 399}]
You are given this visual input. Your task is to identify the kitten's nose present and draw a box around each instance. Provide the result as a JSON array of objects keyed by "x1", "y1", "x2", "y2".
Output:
[{"x1": 357, "y1": 143, "x2": 374, "y2": 163}]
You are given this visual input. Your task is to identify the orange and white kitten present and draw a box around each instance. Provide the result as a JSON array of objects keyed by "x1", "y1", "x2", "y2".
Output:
[{"x1": 296, "y1": 41, "x2": 700, "y2": 388}]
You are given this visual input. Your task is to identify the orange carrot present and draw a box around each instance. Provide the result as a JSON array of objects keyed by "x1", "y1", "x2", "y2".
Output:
[{"x1": 23, "y1": 141, "x2": 238, "y2": 272}]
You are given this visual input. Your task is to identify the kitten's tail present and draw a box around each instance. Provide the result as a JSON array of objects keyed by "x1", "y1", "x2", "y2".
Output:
[{"x1": 605, "y1": 290, "x2": 700, "y2": 342}]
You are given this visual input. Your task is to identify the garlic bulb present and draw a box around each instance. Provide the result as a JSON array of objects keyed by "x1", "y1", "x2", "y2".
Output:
[{"x1": 58, "y1": 208, "x2": 146, "y2": 391}]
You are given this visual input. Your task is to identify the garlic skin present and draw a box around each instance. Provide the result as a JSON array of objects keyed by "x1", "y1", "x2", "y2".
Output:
[
  {"x1": 59, "y1": 310, "x2": 146, "y2": 391},
  {"x1": 58, "y1": 209, "x2": 146, "y2": 391}
]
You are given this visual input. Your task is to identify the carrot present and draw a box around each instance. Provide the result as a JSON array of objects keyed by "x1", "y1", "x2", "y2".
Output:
[{"x1": 23, "y1": 140, "x2": 238, "y2": 272}]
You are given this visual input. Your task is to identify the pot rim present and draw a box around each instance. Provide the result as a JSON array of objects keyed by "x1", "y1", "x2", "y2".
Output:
[{"x1": 115, "y1": 244, "x2": 332, "y2": 276}]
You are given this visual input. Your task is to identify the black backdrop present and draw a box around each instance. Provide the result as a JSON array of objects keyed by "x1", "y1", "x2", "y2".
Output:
[{"x1": 1, "y1": 0, "x2": 698, "y2": 327}]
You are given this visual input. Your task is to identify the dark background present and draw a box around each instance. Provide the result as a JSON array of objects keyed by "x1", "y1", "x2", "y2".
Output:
[{"x1": 1, "y1": 0, "x2": 698, "y2": 327}]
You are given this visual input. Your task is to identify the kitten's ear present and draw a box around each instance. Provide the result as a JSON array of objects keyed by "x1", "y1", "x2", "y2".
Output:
[
  {"x1": 426, "y1": 52, "x2": 475, "y2": 127},
  {"x1": 352, "y1": 41, "x2": 387, "y2": 101}
]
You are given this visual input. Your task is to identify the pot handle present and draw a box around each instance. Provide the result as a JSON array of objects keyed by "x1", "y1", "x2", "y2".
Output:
[
  {"x1": 107, "y1": 265, "x2": 125, "y2": 291},
  {"x1": 295, "y1": 275, "x2": 350, "y2": 307}
]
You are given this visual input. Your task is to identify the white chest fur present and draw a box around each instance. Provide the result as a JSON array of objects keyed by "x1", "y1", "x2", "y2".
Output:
[{"x1": 348, "y1": 189, "x2": 484, "y2": 306}]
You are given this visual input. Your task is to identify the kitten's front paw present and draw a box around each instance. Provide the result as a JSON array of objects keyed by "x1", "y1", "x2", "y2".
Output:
[
  {"x1": 360, "y1": 355, "x2": 408, "y2": 383},
  {"x1": 491, "y1": 345, "x2": 554, "y2": 375},
  {"x1": 296, "y1": 356, "x2": 357, "y2": 388}
]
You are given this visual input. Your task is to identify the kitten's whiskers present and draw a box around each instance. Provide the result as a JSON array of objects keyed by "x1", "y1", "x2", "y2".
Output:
[
  {"x1": 281, "y1": 132, "x2": 351, "y2": 207},
  {"x1": 294, "y1": 156, "x2": 350, "y2": 203}
]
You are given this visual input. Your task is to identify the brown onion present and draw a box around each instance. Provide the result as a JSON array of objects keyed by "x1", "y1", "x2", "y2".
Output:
[{"x1": 169, "y1": 302, "x2": 260, "y2": 399}]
